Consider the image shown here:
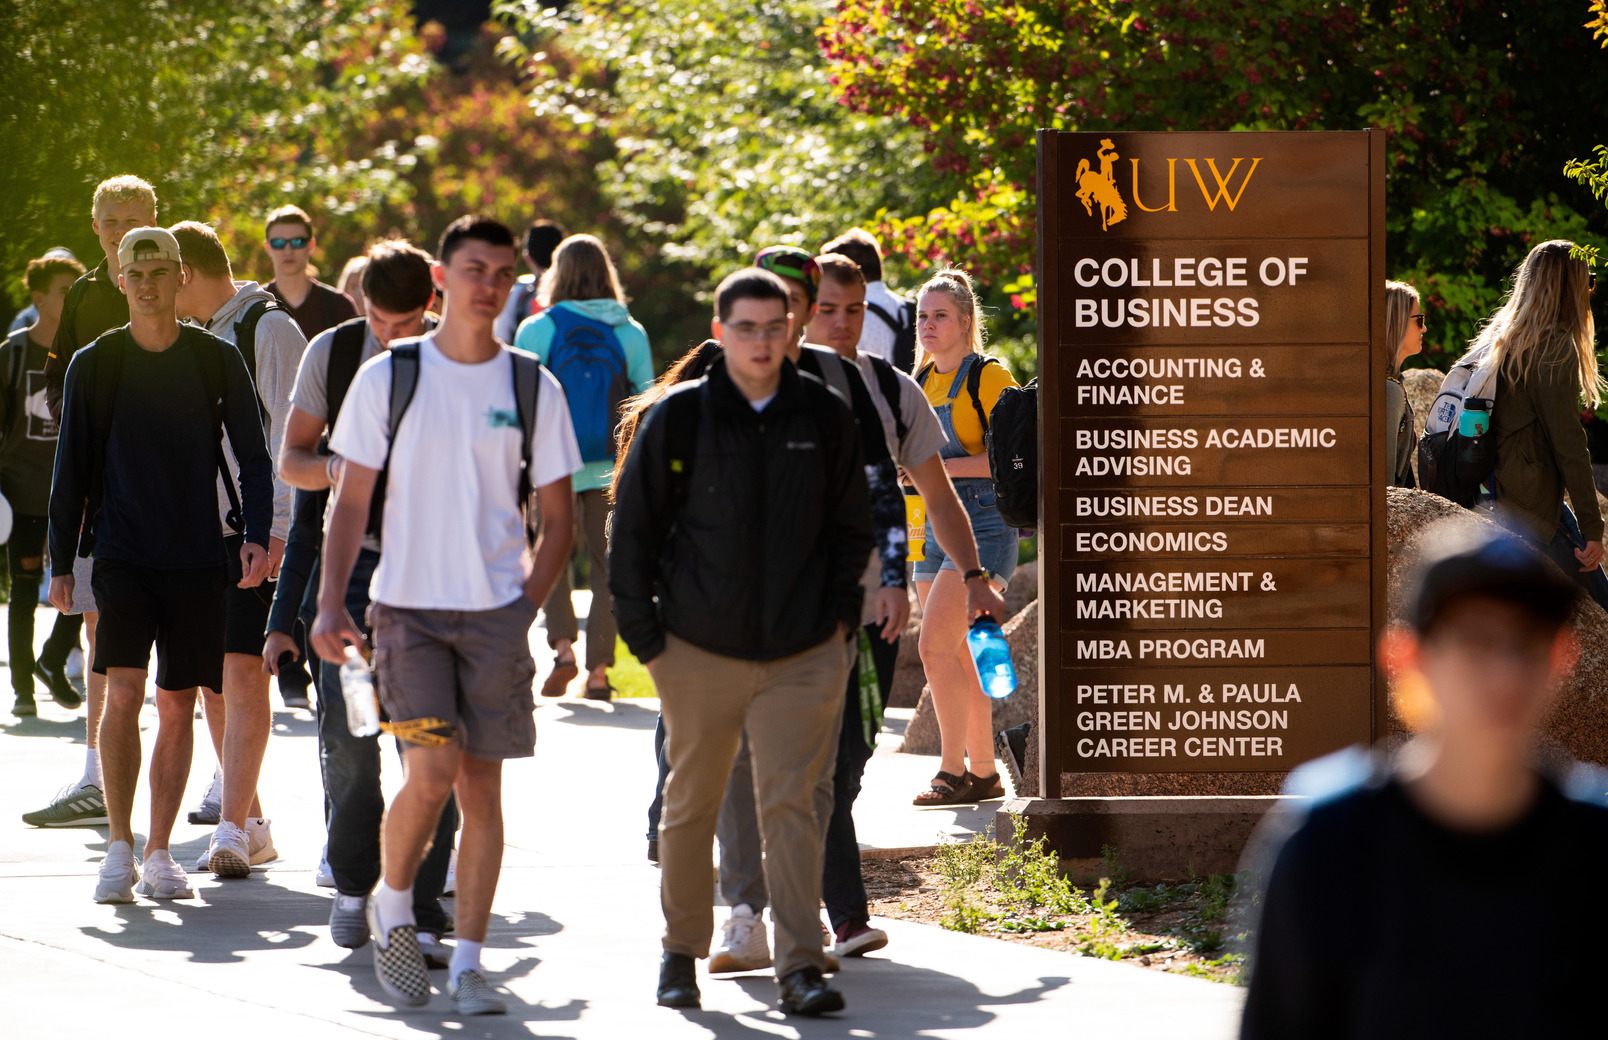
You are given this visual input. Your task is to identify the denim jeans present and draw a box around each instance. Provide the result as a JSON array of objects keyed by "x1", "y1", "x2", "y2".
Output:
[
  {"x1": 315, "y1": 547, "x2": 456, "y2": 931},
  {"x1": 1534, "y1": 502, "x2": 1608, "y2": 613}
]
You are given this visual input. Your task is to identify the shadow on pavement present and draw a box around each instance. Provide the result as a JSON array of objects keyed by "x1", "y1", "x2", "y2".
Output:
[
  {"x1": 550, "y1": 700, "x2": 659, "y2": 731},
  {"x1": 1, "y1": 714, "x2": 86, "y2": 740},
  {"x1": 654, "y1": 966, "x2": 1074, "y2": 1036},
  {"x1": 80, "y1": 879, "x2": 328, "y2": 962}
]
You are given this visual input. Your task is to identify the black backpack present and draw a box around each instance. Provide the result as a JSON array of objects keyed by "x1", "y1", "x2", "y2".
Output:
[
  {"x1": 366, "y1": 342, "x2": 543, "y2": 545},
  {"x1": 1, "y1": 329, "x2": 31, "y2": 452},
  {"x1": 231, "y1": 299, "x2": 284, "y2": 424},
  {"x1": 866, "y1": 298, "x2": 917, "y2": 374},
  {"x1": 324, "y1": 316, "x2": 369, "y2": 431},
  {"x1": 79, "y1": 329, "x2": 247, "y2": 555},
  {"x1": 987, "y1": 378, "x2": 1038, "y2": 530}
]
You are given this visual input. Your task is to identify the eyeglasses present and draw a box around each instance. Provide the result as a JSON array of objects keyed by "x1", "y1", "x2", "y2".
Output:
[
  {"x1": 724, "y1": 321, "x2": 789, "y2": 343},
  {"x1": 1411, "y1": 313, "x2": 1427, "y2": 329},
  {"x1": 267, "y1": 236, "x2": 309, "y2": 250}
]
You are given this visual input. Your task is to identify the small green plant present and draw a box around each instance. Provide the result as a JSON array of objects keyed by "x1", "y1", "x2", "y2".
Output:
[
  {"x1": 1100, "y1": 844, "x2": 1132, "y2": 888},
  {"x1": 942, "y1": 886, "x2": 987, "y2": 933},
  {"x1": 994, "y1": 815, "x2": 1088, "y2": 915},
  {"x1": 1076, "y1": 877, "x2": 1129, "y2": 960}
]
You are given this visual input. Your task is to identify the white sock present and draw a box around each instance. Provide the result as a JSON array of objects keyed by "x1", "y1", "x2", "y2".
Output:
[
  {"x1": 449, "y1": 939, "x2": 484, "y2": 985},
  {"x1": 372, "y1": 882, "x2": 415, "y2": 937},
  {"x1": 83, "y1": 749, "x2": 101, "y2": 789}
]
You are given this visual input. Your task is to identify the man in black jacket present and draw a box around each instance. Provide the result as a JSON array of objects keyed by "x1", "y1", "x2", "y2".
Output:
[
  {"x1": 49, "y1": 226, "x2": 273, "y2": 904},
  {"x1": 610, "y1": 268, "x2": 871, "y2": 1017}
]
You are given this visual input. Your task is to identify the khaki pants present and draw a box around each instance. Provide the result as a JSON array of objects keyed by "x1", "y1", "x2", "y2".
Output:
[{"x1": 656, "y1": 631, "x2": 851, "y2": 977}]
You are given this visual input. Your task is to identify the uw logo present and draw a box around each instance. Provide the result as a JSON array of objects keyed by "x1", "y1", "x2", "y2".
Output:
[{"x1": 1074, "y1": 139, "x2": 1264, "y2": 231}]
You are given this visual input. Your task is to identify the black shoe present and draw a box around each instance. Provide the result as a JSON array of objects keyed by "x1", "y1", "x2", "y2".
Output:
[
  {"x1": 656, "y1": 952, "x2": 700, "y2": 1009},
  {"x1": 777, "y1": 967, "x2": 845, "y2": 1016},
  {"x1": 647, "y1": 838, "x2": 659, "y2": 864},
  {"x1": 995, "y1": 721, "x2": 1030, "y2": 794},
  {"x1": 33, "y1": 660, "x2": 81, "y2": 710}
]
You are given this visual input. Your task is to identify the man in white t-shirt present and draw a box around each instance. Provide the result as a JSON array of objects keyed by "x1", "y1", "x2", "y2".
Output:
[
  {"x1": 312, "y1": 216, "x2": 580, "y2": 1016},
  {"x1": 821, "y1": 228, "x2": 913, "y2": 372}
]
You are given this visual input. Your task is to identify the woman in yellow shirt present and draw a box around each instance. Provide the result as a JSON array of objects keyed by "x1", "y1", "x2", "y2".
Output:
[{"x1": 910, "y1": 269, "x2": 1021, "y2": 806}]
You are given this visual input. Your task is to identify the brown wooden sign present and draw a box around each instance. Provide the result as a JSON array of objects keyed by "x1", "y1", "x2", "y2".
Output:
[{"x1": 1037, "y1": 130, "x2": 1385, "y2": 780}]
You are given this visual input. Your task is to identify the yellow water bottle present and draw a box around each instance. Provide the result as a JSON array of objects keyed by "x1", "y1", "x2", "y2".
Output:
[{"x1": 905, "y1": 488, "x2": 927, "y2": 563}]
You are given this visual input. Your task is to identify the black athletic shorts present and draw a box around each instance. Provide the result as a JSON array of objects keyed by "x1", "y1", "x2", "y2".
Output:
[
  {"x1": 91, "y1": 558, "x2": 228, "y2": 691},
  {"x1": 223, "y1": 533, "x2": 276, "y2": 657}
]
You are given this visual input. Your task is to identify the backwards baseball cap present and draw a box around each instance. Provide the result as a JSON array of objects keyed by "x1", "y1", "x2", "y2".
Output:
[
  {"x1": 117, "y1": 227, "x2": 182, "y2": 269},
  {"x1": 1409, "y1": 523, "x2": 1580, "y2": 633},
  {"x1": 754, "y1": 246, "x2": 820, "y2": 305},
  {"x1": 42, "y1": 246, "x2": 77, "y2": 262}
]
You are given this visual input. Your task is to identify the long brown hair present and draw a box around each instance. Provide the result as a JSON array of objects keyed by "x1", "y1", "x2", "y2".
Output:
[
  {"x1": 539, "y1": 234, "x2": 625, "y2": 307},
  {"x1": 1466, "y1": 239, "x2": 1603, "y2": 408},
  {"x1": 1383, "y1": 280, "x2": 1420, "y2": 377},
  {"x1": 608, "y1": 341, "x2": 719, "y2": 502}
]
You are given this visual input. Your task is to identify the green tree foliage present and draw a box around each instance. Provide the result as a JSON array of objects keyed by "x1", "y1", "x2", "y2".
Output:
[
  {"x1": 1, "y1": 0, "x2": 430, "y2": 317},
  {"x1": 497, "y1": 0, "x2": 948, "y2": 303},
  {"x1": 822, "y1": 0, "x2": 1608, "y2": 367}
]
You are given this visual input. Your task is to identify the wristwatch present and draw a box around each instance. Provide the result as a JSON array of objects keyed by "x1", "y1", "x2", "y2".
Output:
[{"x1": 963, "y1": 568, "x2": 990, "y2": 584}]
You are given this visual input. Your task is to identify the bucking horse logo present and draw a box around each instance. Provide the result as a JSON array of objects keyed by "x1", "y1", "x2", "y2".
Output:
[{"x1": 1075, "y1": 139, "x2": 1128, "y2": 231}]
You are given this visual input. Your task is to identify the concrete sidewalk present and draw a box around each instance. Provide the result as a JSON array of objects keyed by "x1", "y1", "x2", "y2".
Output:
[{"x1": 0, "y1": 603, "x2": 1243, "y2": 1037}]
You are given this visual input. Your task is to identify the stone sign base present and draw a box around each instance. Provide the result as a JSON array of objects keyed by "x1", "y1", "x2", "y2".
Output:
[{"x1": 996, "y1": 795, "x2": 1302, "y2": 883}]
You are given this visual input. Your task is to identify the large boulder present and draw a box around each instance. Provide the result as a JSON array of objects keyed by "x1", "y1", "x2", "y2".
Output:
[
  {"x1": 899, "y1": 600, "x2": 1039, "y2": 756},
  {"x1": 1384, "y1": 488, "x2": 1608, "y2": 763},
  {"x1": 1003, "y1": 560, "x2": 1039, "y2": 621}
]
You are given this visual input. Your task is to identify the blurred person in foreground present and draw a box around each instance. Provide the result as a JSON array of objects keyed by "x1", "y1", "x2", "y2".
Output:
[{"x1": 1240, "y1": 522, "x2": 1606, "y2": 1038}]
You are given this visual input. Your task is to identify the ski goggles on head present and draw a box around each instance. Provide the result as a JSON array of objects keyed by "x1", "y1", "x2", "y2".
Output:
[{"x1": 754, "y1": 246, "x2": 820, "y2": 305}]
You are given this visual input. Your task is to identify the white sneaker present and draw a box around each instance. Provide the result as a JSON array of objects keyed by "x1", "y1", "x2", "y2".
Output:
[
  {"x1": 65, "y1": 647, "x2": 86, "y2": 681},
  {"x1": 315, "y1": 845, "x2": 335, "y2": 888},
  {"x1": 443, "y1": 847, "x2": 457, "y2": 896},
  {"x1": 196, "y1": 817, "x2": 277, "y2": 872},
  {"x1": 709, "y1": 904, "x2": 772, "y2": 974},
  {"x1": 94, "y1": 841, "x2": 140, "y2": 904},
  {"x1": 205, "y1": 820, "x2": 251, "y2": 878},
  {"x1": 134, "y1": 849, "x2": 195, "y2": 900}
]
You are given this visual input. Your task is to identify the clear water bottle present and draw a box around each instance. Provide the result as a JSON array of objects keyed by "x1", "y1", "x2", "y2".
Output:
[
  {"x1": 967, "y1": 616, "x2": 1017, "y2": 699},
  {"x1": 341, "y1": 646, "x2": 380, "y2": 737}
]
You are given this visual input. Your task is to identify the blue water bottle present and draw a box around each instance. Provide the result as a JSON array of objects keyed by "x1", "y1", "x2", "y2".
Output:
[{"x1": 967, "y1": 616, "x2": 1018, "y2": 699}]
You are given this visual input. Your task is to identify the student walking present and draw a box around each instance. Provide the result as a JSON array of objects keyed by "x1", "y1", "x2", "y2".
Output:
[
  {"x1": 24, "y1": 175, "x2": 160, "y2": 829},
  {"x1": 311, "y1": 216, "x2": 579, "y2": 1015},
  {"x1": 3, "y1": 252, "x2": 86, "y2": 717},
  {"x1": 823, "y1": 228, "x2": 915, "y2": 372},
  {"x1": 49, "y1": 226, "x2": 274, "y2": 903},
  {"x1": 1476, "y1": 241, "x2": 1608, "y2": 609},
  {"x1": 515, "y1": 234, "x2": 654, "y2": 700},
  {"x1": 495, "y1": 219, "x2": 565, "y2": 343},
  {"x1": 169, "y1": 220, "x2": 307, "y2": 877},
  {"x1": 1385, "y1": 280, "x2": 1424, "y2": 488},
  {"x1": 1241, "y1": 523, "x2": 1607, "y2": 1036},
  {"x1": 610, "y1": 267, "x2": 871, "y2": 1016},
  {"x1": 909, "y1": 269, "x2": 1020, "y2": 807},
  {"x1": 273, "y1": 239, "x2": 458, "y2": 959},
  {"x1": 262, "y1": 205, "x2": 359, "y2": 339}
]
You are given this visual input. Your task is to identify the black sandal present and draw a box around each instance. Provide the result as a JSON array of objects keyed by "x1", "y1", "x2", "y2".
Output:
[
  {"x1": 913, "y1": 770, "x2": 969, "y2": 807},
  {"x1": 961, "y1": 770, "x2": 1005, "y2": 801}
]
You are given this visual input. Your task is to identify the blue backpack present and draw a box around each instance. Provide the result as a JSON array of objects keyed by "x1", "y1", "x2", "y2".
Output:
[{"x1": 545, "y1": 305, "x2": 631, "y2": 463}]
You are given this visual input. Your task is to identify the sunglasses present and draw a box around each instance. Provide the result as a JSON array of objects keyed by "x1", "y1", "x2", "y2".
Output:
[
  {"x1": 1411, "y1": 313, "x2": 1427, "y2": 329},
  {"x1": 267, "y1": 236, "x2": 309, "y2": 250}
]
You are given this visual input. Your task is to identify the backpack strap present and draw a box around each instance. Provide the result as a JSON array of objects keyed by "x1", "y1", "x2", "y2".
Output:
[
  {"x1": 366, "y1": 343, "x2": 422, "y2": 540},
  {"x1": 864, "y1": 301, "x2": 901, "y2": 333},
  {"x1": 664, "y1": 383, "x2": 702, "y2": 508},
  {"x1": 195, "y1": 333, "x2": 246, "y2": 534},
  {"x1": 864, "y1": 353, "x2": 908, "y2": 445},
  {"x1": 324, "y1": 317, "x2": 368, "y2": 429},
  {"x1": 965, "y1": 355, "x2": 998, "y2": 436},
  {"x1": 510, "y1": 349, "x2": 542, "y2": 545},
  {"x1": 231, "y1": 300, "x2": 277, "y2": 424},
  {"x1": 1, "y1": 330, "x2": 28, "y2": 450},
  {"x1": 80, "y1": 331, "x2": 128, "y2": 556}
]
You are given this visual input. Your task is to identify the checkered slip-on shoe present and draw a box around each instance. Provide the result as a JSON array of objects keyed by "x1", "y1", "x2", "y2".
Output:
[
  {"x1": 447, "y1": 969, "x2": 507, "y2": 1015},
  {"x1": 365, "y1": 897, "x2": 431, "y2": 1006}
]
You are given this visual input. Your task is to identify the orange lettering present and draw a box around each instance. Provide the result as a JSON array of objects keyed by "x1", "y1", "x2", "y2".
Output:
[
  {"x1": 1130, "y1": 158, "x2": 1177, "y2": 213},
  {"x1": 1185, "y1": 157, "x2": 1263, "y2": 212}
]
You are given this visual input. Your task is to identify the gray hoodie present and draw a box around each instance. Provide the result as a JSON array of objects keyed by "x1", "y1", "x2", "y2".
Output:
[{"x1": 205, "y1": 282, "x2": 306, "y2": 544}]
